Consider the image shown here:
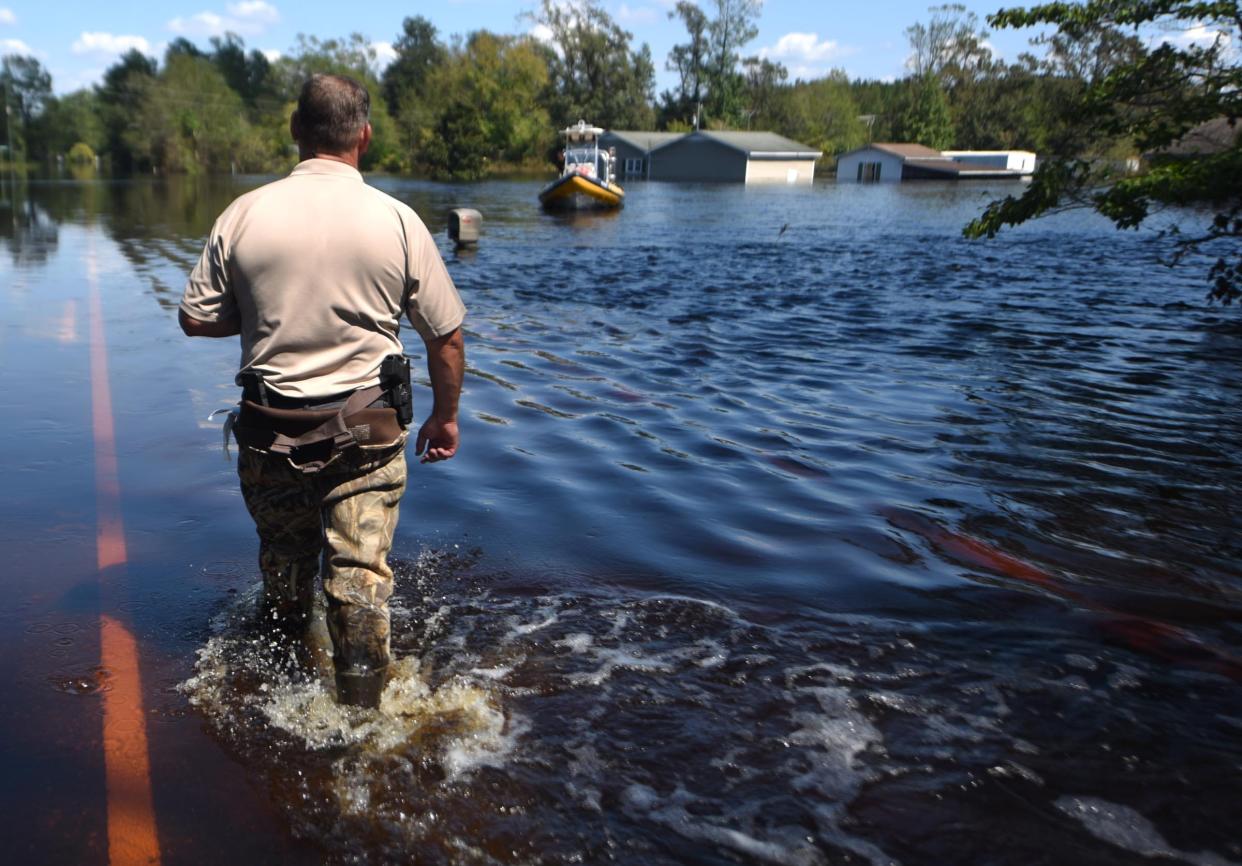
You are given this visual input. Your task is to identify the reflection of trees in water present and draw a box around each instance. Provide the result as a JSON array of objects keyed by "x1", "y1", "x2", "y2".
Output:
[
  {"x1": 0, "y1": 180, "x2": 59, "y2": 269},
  {"x1": 99, "y1": 177, "x2": 250, "y2": 311},
  {"x1": 15, "y1": 175, "x2": 261, "y2": 310}
]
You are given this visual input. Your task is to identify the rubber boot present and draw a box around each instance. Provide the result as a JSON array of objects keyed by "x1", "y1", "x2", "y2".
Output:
[
  {"x1": 327, "y1": 601, "x2": 390, "y2": 709},
  {"x1": 335, "y1": 667, "x2": 386, "y2": 709},
  {"x1": 258, "y1": 558, "x2": 316, "y2": 642}
]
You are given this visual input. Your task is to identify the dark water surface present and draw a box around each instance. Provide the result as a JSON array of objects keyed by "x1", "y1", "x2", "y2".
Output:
[{"x1": 1, "y1": 175, "x2": 1239, "y2": 866}]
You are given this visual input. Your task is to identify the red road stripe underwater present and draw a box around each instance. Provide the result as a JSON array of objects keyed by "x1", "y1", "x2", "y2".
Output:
[
  {"x1": 882, "y1": 506, "x2": 1242, "y2": 682},
  {"x1": 88, "y1": 244, "x2": 163, "y2": 866}
]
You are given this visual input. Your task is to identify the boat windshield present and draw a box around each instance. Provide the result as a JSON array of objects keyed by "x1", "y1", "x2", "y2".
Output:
[{"x1": 564, "y1": 146, "x2": 611, "y2": 184}]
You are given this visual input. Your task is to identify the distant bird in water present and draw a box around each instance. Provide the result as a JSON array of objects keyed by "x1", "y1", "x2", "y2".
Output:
[{"x1": 777, "y1": 223, "x2": 790, "y2": 239}]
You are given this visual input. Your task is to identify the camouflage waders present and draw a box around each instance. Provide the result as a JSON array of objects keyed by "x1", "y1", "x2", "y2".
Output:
[{"x1": 238, "y1": 436, "x2": 406, "y2": 706}]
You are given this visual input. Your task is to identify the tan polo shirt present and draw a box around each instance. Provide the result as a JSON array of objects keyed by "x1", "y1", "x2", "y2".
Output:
[{"x1": 181, "y1": 158, "x2": 466, "y2": 399}]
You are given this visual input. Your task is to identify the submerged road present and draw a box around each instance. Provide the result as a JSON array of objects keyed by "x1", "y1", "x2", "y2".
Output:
[{"x1": 88, "y1": 235, "x2": 161, "y2": 865}]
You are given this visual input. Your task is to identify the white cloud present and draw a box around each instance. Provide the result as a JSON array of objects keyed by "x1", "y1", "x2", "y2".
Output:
[
  {"x1": 529, "y1": 23, "x2": 554, "y2": 44},
  {"x1": 228, "y1": 0, "x2": 278, "y2": 22},
  {"x1": 262, "y1": 48, "x2": 281, "y2": 62},
  {"x1": 1, "y1": 36, "x2": 33, "y2": 55},
  {"x1": 0, "y1": 8, "x2": 15, "y2": 25},
  {"x1": 372, "y1": 40, "x2": 396, "y2": 71},
  {"x1": 762, "y1": 32, "x2": 849, "y2": 64},
  {"x1": 759, "y1": 32, "x2": 854, "y2": 80},
  {"x1": 72, "y1": 32, "x2": 152, "y2": 56},
  {"x1": 168, "y1": 2, "x2": 279, "y2": 38},
  {"x1": 617, "y1": 3, "x2": 658, "y2": 25},
  {"x1": 1161, "y1": 22, "x2": 1231, "y2": 50}
]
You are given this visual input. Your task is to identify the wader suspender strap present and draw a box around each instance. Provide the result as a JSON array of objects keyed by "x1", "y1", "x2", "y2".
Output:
[{"x1": 265, "y1": 385, "x2": 384, "y2": 474}]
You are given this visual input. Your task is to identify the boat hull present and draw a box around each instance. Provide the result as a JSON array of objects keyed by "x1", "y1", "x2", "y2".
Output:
[{"x1": 539, "y1": 173, "x2": 624, "y2": 210}]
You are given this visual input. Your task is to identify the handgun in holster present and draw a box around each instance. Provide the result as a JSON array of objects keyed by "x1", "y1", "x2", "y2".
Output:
[
  {"x1": 238, "y1": 370, "x2": 269, "y2": 406},
  {"x1": 380, "y1": 354, "x2": 414, "y2": 428}
]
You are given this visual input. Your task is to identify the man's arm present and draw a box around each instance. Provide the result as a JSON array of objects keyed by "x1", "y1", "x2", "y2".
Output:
[
  {"x1": 415, "y1": 326, "x2": 465, "y2": 464},
  {"x1": 179, "y1": 308, "x2": 241, "y2": 338}
]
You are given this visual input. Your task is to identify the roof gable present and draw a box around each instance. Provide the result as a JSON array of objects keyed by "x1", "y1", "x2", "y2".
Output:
[
  {"x1": 870, "y1": 143, "x2": 944, "y2": 159},
  {"x1": 696, "y1": 130, "x2": 822, "y2": 156},
  {"x1": 602, "y1": 130, "x2": 685, "y2": 151}
]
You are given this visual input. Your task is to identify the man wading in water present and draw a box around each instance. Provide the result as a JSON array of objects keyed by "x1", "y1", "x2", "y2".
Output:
[{"x1": 178, "y1": 74, "x2": 467, "y2": 708}]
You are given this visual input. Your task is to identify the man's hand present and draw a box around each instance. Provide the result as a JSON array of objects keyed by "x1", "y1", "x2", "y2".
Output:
[
  {"x1": 415, "y1": 417, "x2": 459, "y2": 463},
  {"x1": 417, "y1": 326, "x2": 465, "y2": 465}
]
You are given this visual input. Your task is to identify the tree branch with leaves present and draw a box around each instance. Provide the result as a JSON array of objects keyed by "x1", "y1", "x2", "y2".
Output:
[{"x1": 965, "y1": 0, "x2": 1242, "y2": 304}]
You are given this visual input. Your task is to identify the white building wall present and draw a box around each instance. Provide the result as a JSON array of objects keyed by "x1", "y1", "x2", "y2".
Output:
[
  {"x1": 745, "y1": 159, "x2": 817, "y2": 185},
  {"x1": 835, "y1": 149, "x2": 905, "y2": 183},
  {"x1": 942, "y1": 150, "x2": 1036, "y2": 173}
]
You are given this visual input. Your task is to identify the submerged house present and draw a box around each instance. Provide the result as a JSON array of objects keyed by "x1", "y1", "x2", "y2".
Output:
[
  {"x1": 836, "y1": 143, "x2": 1036, "y2": 182},
  {"x1": 601, "y1": 131, "x2": 683, "y2": 179},
  {"x1": 599, "y1": 129, "x2": 822, "y2": 184}
]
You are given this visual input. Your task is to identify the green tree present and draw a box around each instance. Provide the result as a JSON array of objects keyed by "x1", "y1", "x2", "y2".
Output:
[
  {"x1": 165, "y1": 37, "x2": 205, "y2": 63},
  {"x1": 415, "y1": 31, "x2": 552, "y2": 179},
  {"x1": 767, "y1": 71, "x2": 866, "y2": 161},
  {"x1": 905, "y1": 3, "x2": 995, "y2": 88},
  {"x1": 898, "y1": 74, "x2": 954, "y2": 148},
  {"x1": 662, "y1": 1, "x2": 711, "y2": 126},
  {"x1": 965, "y1": 0, "x2": 1242, "y2": 305},
  {"x1": 97, "y1": 49, "x2": 158, "y2": 171},
  {"x1": 536, "y1": 0, "x2": 655, "y2": 129},
  {"x1": 740, "y1": 56, "x2": 787, "y2": 128},
  {"x1": 1, "y1": 55, "x2": 52, "y2": 159},
  {"x1": 1035, "y1": 19, "x2": 1144, "y2": 83},
  {"x1": 704, "y1": 0, "x2": 762, "y2": 125},
  {"x1": 126, "y1": 53, "x2": 251, "y2": 173},
  {"x1": 209, "y1": 34, "x2": 275, "y2": 107},
  {"x1": 381, "y1": 16, "x2": 446, "y2": 116},
  {"x1": 34, "y1": 89, "x2": 106, "y2": 159}
]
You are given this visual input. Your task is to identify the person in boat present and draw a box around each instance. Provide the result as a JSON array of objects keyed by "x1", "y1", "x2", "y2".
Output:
[{"x1": 177, "y1": 73, "x2": 467, "y2": 709}]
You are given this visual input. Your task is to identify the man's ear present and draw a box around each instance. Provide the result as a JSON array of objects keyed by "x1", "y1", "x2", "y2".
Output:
[
  {"x1": 358, "y1": 122, "x2": 373, "y2": 157},
  {"x1": 289, "y1": 110, "x2": 301, "y2": 144}
]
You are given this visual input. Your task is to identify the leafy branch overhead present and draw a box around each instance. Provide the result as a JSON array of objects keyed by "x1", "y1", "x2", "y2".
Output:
[{"x1": 965, "y1": 0, "x2": 1242, "y2": 304}]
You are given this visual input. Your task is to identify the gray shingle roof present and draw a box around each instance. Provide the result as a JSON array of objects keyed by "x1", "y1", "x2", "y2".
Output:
[
  {"x1": 695, "y1": 130, "x2": 822, "y2": 157},
  {"x1": 602, "y1": 130, "x2": 685, "y2": 151},
  {"x1": 870, "y1": 143, "x2": 945, "y2": 159}
]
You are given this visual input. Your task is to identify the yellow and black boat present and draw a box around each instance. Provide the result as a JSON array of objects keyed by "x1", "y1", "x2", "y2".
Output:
[{"x1": 539, "y1": 121, "x2": 625, "y2": 210}]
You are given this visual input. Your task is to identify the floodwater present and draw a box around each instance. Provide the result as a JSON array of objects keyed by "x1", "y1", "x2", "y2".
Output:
[{"x1": 1, "y1": 173, "x2": 1239, "y2": 866}]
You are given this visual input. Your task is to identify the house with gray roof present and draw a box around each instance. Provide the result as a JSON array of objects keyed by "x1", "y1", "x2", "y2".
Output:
[
  {"x1": 600, "y1": 131, "x2": 684, "y2": 179},
  {"x1": 836, "y1": 143, "x2": 1036, "y2": 182},
  {"x1": 599, "y1": 129, "x2": 823, "y2": 184}
]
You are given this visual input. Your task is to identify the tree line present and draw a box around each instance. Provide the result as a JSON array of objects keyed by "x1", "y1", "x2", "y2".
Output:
[{"x1": 0, "y1": 1, "x2": 1203, "y2": 179}]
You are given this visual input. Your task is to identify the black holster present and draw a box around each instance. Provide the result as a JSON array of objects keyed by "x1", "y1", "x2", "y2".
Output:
[{"x1": 379, "y1": 354, "x2": 413, "y2": 428}]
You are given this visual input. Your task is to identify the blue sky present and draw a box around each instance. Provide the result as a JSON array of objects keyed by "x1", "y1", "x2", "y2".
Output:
[{"x1": 3, "y1": 0, "x2": 1056, "y2": 95}]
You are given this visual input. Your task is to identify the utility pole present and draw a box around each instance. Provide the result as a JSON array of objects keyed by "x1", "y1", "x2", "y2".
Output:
[
  {"x1": 858, "y1": 114, "x2": 877, "y2": 144},
  {"x1": 2, "y1": 78, "x2": 13, "y2": 193},
  {"x1": 2, "y1": 77, "x2": 14, "y2": 232}
]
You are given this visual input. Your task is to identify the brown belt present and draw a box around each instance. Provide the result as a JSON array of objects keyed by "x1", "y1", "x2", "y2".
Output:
[{"x1": 232, "y1": 385, "x2": 404, "y2": 473}]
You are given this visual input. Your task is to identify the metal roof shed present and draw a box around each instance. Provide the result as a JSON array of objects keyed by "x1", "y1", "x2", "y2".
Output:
[{"x1": 647, "y1": 130, "x2": 822, "y2": 184}]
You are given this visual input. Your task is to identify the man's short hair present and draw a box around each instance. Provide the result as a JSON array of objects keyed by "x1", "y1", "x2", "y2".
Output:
[{"x1": 295, "y1": 74, "x2": 370, "y2": 155}]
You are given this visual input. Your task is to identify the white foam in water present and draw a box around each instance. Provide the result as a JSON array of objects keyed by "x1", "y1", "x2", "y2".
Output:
[
  {"x1": 508, "y1": 610, "x2": 559, "y2": 635},
  {"x1": 622, "y1": 784, "x2": 829, "y2": 866},
  {"x1": 569, "y1": 646, "x2": 675, "y2": 686},
  {"x1": 180, "y1": 614, "x2": 517, "y2": 776},
  {"x1": 780, "y1": 667, "x2": 895, "y2": 866},
  {"x1": 1055, "y1": 796, "x2": 1239, "y2": 866},
  {"x1": 555, "y1": 632, "x2": 593, "y2": 654}
]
